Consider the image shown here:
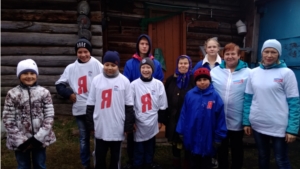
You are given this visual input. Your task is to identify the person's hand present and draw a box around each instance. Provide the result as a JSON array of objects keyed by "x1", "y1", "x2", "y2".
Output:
[
  {"x1": 244, "y1": 126, "x2": 252, "y2": 136},
  {"x1": 285, "y1": 133, "x2": 296, "y2": 143},
  {"x1": 158, "y1": 123, "x2": 162, "y2": 130},
  {"x1": 69, "y1": 93, "x2": 76, "y2": 103}
]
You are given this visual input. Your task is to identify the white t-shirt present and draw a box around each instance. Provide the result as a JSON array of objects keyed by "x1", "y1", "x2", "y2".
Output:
[
  {"x1": 86, "y1": 73, "x2": 133, "y2": 141},
  {"x1": 130, "y1": 78, "x2": 168, "y2": 142},
  {"x1": 55, "y1": 57, "x2": 103, "y2": 116},
  {"x1": 246, "y1": 67, "x2": 299, "y2": 137}
]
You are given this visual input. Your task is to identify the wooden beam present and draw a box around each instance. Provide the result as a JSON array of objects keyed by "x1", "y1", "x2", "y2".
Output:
[
  {"x1": 1, "y1": 86, "x2": 58, "y2": 96},
  {"x1": 1, "y1": 9, "x2": 101, "y2": 23},
  {"x1": 187, "y1": 32, "x2": 243, "y2": 42},
  {"x1": 1, "y1": 32, "x2": 103, "y2": 47},
  {"x1": 1, "y1": 56, "x2": 102, "y2": 67},
  {"x1": 137, "y1": 0, "x2": 241, "y2": 11},
  {"x1": 1, "y1": 21, "x2": 102, "y2": 34},
  {"x1": 1, "y1": 46, "x2": 103, "y2": 56},
  {"x1": 1, "y1": 75, "x2": 60, "y2": 86},
  {"x1": 1, "y1": 66, "x2": 66, "y2": 75}
]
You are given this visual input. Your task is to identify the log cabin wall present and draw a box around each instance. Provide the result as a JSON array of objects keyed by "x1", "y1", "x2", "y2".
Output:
[
  {"x1": 104, "y1": 0, "x2": 252, "y2": 76},
  {"x1": 1, "y1": 0, "x2": 102, "y2": 115}
]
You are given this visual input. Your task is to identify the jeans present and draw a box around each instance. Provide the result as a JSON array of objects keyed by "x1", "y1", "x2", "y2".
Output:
[
  {"x1": 133, "y1": 137, "x2": 155, "y2": 167},
  {"x1": 95, "y1": 139, "x2": 122, "y2": 169},
  {"x1": 75, "y1": 115, "x2": 91, "y2": 167},
  {"x1": 253, "y1": 130, "x2": 291, "y2": 169},
  {"x1": 15, "y1": 147, "x2": 46, "y2": 169},
  {"x1": 218, "y1": 130, "x2": 244, "y2": 169}
]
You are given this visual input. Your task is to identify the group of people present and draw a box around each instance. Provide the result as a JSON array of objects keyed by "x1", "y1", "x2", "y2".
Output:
[{"x1": 2, "y1": 33, "x2": 300, "y2": 169}]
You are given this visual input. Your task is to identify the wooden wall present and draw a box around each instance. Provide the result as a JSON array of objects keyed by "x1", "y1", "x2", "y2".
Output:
[
  {"x1": 1, "y1": 0, "x2": 102, "y2": 115},
  {"x1": 104, "y1": 0, "x2": 252, "y2": 74}
]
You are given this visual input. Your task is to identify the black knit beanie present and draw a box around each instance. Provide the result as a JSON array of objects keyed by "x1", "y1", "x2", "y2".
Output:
[{"x1": 75, "y1": 38, "x2": 92, "y2": 54}]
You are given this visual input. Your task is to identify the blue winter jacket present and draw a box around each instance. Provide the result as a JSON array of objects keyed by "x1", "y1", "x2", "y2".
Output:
[
  {"x1": 176, "y1": 84, "x2": 227, "y2": 156},
  {"x1": 123, "y1": 34, "x2": 164, "y2": 82}
]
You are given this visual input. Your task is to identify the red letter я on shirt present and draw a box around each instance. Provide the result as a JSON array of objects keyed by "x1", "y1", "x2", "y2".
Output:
[
  {"x1": 207, "y1": 101, "x2": 213, "y2": 109},
  {"x1": 101, "y1": 89, "x2": 112, "y2": 109},
  {"x1": 141, "y1": 93, "x2": 152, "y2": 113},
  {"x1": 78, "y1": 76, "x2": 88, "y2": 94}
]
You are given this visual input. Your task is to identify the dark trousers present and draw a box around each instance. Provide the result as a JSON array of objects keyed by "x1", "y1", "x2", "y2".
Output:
[
  {"x1": 190, "y1": 154, "x2": 211, "y2": 169},
  {"x1": 252, "y1": 130, "x2": 291, "y2": 169},
  {"x1": 126, "y1": 133, "x2": 156, "y2": 165},
  {"x1": 95, "y1": 139, "x2": 122, "y2": 169},
  {"x1": 218, "y1": 130, "x2": 244, "y2": 169},
  {"x1": 15, "y1": 147, "x2": 46, "y2": 169},
  {"x1": 133, "y1": 137, "x2": 156, "y2": 167},
  {"x1": 172, "y1": 144, "x2": 191, "y2": 159}
]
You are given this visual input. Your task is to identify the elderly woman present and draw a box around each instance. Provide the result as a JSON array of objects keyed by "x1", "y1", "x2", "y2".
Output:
[
  {"x1": 243, "y1": 39, "x2": 300, "y2": 169},
  {"x1": 211, "y1": 43, "x2": 250, "y2": 169},
  {"x1": 164, "y1": 55, "x2": 194, "y2": 169}
]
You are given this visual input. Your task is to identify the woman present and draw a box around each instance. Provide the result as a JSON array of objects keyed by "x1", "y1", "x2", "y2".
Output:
[
  {"x1": 243, "y1": 39, "x2": 300, "y2": 169},
  {"x1": 211, "y1": 43, "x2": 250, "y2": 169},
  {"x1": 192, "y1": 38, "x2": 222, "y2": 73},
  {"x1": 165, "y1": 55, "x2": 194, "y2": 169}
]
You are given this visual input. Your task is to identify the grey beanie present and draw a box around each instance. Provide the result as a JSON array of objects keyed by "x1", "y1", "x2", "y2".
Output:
[
  {"x1": 261, "y1": 39, "x2": 282, "y2": 56},
  {"x1": 140, "y1": 57, "x2": 155, "y2": 72}
]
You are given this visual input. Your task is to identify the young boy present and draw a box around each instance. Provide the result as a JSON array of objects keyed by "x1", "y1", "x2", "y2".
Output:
[
  {"x1": 86, "y1": 51, "x2": 135, "y2": 169},
  {"x1": 130, "y1": 58, "x2": 168, "y2": 169},
  {"x1": 55, "y1": 38, "x2": 103, "y2": 169},
  {"x1": 2, "y1": 59, "x2": 56, "y2": 168},
  {"x1": 123, "y1": 34, "x2": 164, "y2": 169},
  {"x1": 176, "y1": 68, "x2": 227, "y2": 169}
]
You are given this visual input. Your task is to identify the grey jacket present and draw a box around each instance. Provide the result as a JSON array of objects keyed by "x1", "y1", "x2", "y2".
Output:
[{"x1": 2, "y1": 84, "x2": 56, "y2": 150}]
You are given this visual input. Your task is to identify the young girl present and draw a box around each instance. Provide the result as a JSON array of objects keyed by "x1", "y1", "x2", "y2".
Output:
[
  {"x1": 130, "y1": 58, "x2": 168, "y2": 169},
  {"x1": 192, "y1": 38, "x2": 222, "y2": 73},
  {"x1": 86, "y1": 51, "x2": 135, "y2": 169},
  {"x1": 2, "y1": 59, "x2": 56, "y2": 169}
]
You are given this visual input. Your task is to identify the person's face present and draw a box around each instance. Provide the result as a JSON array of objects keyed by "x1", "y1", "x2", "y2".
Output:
[
  {"x1": 196, "y1": 78, "x2": 210, "y2": 90},
  {"x1": 178, "y1": 58, "x2": 190, "y2": 74},
  {"x1": 139, "y1": 38, "x2": 149, "y2": 56},
  {"x1": 20, "y1": 72, "x2": 37, "y2": 86},
  {"x1": 140, "y1": 64, "x2": 153, "y2": 79},
  {"x1": 205, "y1": 40, "x2": 219, "y2": 57},
  {"x1": 262, "y1": 48, "x2": 279, "y2": 66},
  {"x1": 77, "y1": 48, "x2": 91, "y2": 63},
  {"x1": 224, "y1": 49, "x2": 240, "y2": 69},
  {"x1": 103, "y1": 62, "x2": 118, "y2": 76}
]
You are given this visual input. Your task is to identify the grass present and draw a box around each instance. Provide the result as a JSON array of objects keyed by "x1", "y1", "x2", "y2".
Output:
[{"x1": 1, "y1": 115, "x2": 300, "y2": 169}]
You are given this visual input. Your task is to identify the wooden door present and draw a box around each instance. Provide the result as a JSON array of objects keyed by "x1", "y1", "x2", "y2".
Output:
[{"x1": 148, "y1": 12, "x2": 186, "y2": 80}]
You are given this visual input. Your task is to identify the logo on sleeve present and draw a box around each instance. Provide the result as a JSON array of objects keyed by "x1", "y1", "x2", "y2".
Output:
[
  {"x1": 207, "y1": 101, "x2": 213, "y2": 109},
  {"x1": 233, "y1": 79, "x2": 244, "y2": 84},
  {"x1": 274, "y1": 78, "x2": 283, "y2": 83}
]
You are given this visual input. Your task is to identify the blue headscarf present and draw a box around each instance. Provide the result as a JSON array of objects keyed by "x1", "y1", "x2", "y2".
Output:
[{"x1": 175, "y1": 55, "x2": 192, "y2": 89}]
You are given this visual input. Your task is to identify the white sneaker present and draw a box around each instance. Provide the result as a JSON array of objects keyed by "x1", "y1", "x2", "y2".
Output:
[{"x1": 211, "y1": 158, "x2": 218, "y2": 168}]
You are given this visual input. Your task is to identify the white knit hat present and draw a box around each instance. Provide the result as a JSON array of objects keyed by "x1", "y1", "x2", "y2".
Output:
[
  {"x1": 16, "y1": 59, "x2": 39, "y2": 78},
  {"x1": 261, "y1": 39, "x2": 282, "y2": 56}
]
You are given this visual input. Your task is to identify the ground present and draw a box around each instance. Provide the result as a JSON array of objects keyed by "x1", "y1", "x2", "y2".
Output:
[{"x1": 1, "y1": 115, "x2": 300, "y2": 169}]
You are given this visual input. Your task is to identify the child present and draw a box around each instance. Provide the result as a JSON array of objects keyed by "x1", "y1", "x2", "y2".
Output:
[
  {"x1": 130, "y1": 58, "x2": 168, "y2": 169},
  {"x1": 86, "y1": 51, "x2": 135, "y2": 169},
  {"x1": 2, "y1": 59, "x2": 56, "y2": 169},
  {"x1": 55, "y1": 38, "x2": 103, "y2": 169},
  {"x1": 123, "y1": 34, "x2": 164, "y2": 169},
  {"x1": 176, "y1": 67, "x2": 227, "y2": 169}
]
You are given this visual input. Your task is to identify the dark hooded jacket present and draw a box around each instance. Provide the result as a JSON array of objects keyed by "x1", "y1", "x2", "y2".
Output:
[{"x1": 123, "y1": 34, "x2": 164, "y2": 82}]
